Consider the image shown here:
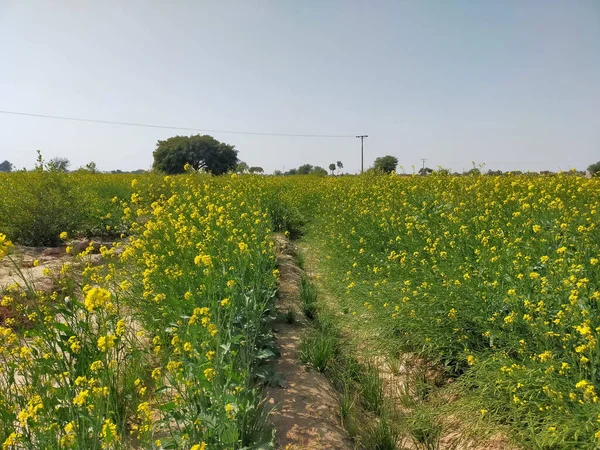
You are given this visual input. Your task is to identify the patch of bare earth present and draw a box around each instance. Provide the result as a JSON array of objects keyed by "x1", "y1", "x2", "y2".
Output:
[
  {"x1": 265, "y1": 234, "x2": 353, "y2": 450},
  {"x1": 0, "y1": 239, "x2": 120, "y2": 293}
]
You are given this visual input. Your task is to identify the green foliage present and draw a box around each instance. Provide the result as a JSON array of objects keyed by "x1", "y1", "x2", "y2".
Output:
[
  {"x1": 588, "y1": 161, "x2": 600, "y2": 176},
  {"x1": 299, "y1": 326, "x2": 337, "y2": 373},
  {"x1": 0, "y1": 160, "x2": 13, "y2": 173},
  {"x1": 248, "y1": 166, "x2": 264, "y2": 174},
  {"x1": 300, "y1": 276, "x2": 318, "y2": 320},
  {"x1": 153, "y1": 134, "x2": 238, "y2": 175},
  {"x1": 297, "y1": 164, "x2": 313, "y2": 175},
  {"x1": 236, "y1": 161, "x2": 249, "y2": 173},
  {"x1": 329, "y1": 163, "x2": 336, "y2": 174},
  {"x1": 373, "y1": 155, "x2": 398, "y2": 173},
  {"x1": 47, "y1": 157, "x2": 71, "y2": 172},
  {"x1": 0, "y1": 171, "x2": 92, "y2": 246},
  {"x1": 311, "y1": 166, "x2": 328, "y2": 176}
]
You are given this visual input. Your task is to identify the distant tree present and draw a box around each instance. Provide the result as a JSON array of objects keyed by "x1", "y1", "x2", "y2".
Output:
[
  {"x1": 0, "y1": 160, "x2": 13, "y2": 172},
  {"x1": 311, "y1": 166, "x2": 328, "y2": 176},
  {"x1": 336, "y1": 161, "x2": 343, "y2": 170},
  {"x1": 466, "y1": 167, "x2": 481, "y2": 176},
  {"x1": 588, "y1": 161, "x2": 600, "y2": 177},
  {"x1": 418, "y1": 167, "x2": 433, "y2": 175},
  {"x1": 153, "y1": 134, "x2": 238, "y2": 175},
  {"x1": 373, "y1": 155, "x2": 398, "y2": 174},
  {"x1": 329, "y1": 163, "x2": 336, "y2": 175},
  {"x1": 248, "y1": 166, "x2": 264, "y2": 174},
  {"x1": 297, "y1": 164, "x2": 314, "y2": 175},
  {"x1": 236, "y1": 161, "x2": 249, "y2": 173},
  {"x1": 273, "y1": 170, "x2": 283, "y2": 176},
  {"x1": 78, "y1": 161, "x2": 99, "y2": 173},
  {"x1": 436, "y1": 167, "x2": 450, "y2": 175},
  {"x1": 285, "y1": 168, "x2": 298, "y2": 175},
  {"x1": 48, "y1": 157, "x2": 71, "y2": 172},
  {"x1": 486, "y1": 169, "x2": 503, "y2": 176}
]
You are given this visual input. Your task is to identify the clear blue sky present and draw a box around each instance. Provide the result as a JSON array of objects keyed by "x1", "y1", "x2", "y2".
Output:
[{"x1": 1, "y1": 0, "x2": 599, "y2": 173}]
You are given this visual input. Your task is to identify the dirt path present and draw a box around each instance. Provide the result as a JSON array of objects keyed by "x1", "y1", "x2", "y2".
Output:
[{"x1": 265, "y1": 234, "x2": 353, "y2": 450}]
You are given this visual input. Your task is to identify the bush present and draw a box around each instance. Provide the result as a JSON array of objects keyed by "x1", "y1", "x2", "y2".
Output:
[{"x1": 0, "y1": 171, "x2": 93, "y2": 246}]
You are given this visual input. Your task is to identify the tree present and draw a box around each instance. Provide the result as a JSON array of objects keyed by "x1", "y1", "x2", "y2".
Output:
[
  {"x1": 588, "y1": 161, "x2": 600, "y2": 177},
  {"x1": 48, "y1": 157, "x2": 70, "y2": 172},
  {"x1": 329, "y1": 163, "x2": 336, "y2": 175},
  {"x1": 248, "y1": 166, "x2": 264, "y2": 174},
  {"x1": 336, "y1": 161, "x2": 343, "y2": 175},
  {"x1": 466, "y1": 167, "x2": 481, "y2": 176},
  {"x1": 373, "y1": 155, "x2": 398, "y2": 174},
  {"x1": 284, "y1": 168, "x2": 298, "y2": 175},
  {"x1": 311, "y1": 166, "x2": 328, "y2": 176},
  {"x1": 418, "y1": 167, "x2": 433, "y2": 175},
  {"x1": 273, "y1": 170, "x2": 283, "y2": 176},
  {"x1": 236, "y1": 161, "x2": 249, "y2": 173},
  {"x1": 0, "y1": 160, "x2": 13, "y2": 172},
  {"x1": 77, "y1": 161, "x2": 98, "y2": 173},
  {"x1": 153, "y1": 134, "x2": 238, "y2": 175},
  {"x1": 297, "y1": 164, "x2": 314, "y2": 175}
]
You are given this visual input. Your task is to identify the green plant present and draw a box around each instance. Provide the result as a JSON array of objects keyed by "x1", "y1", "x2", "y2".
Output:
[
  {"x1": 299, "y1": 327, "x2": 337, "y2": 373},
  {"x1": 300, "y1": 276, "x2": 318, "y2": 320}
]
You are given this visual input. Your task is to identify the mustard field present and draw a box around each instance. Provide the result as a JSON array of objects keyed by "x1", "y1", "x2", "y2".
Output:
[{"x1": 0, "y1": 171, "x2": 599, "y2": 449}]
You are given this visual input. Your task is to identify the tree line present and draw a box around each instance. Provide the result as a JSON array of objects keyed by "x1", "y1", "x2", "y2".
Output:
[{"x1": 3, "y1": 134, "x2": 599, "y2": 177}]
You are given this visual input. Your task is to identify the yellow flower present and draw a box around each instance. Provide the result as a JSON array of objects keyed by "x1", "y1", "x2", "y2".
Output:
[
  {"x1": 190, "y1": 443, "x2": 207, "y2": 450},
  {"x1": 220, "y1": 298, "x2": 230, "y2": 307},
  {"x1": 194, "y1": 254, "x2": 213, "y2": 267},
  {"x1": 100, "y1": 419, "x2": 119, "y2": 446},
  {"x1": 59, "y1": 231, "x2": 68, "y2": 240},
  {"x1": 204, "y1": 367, "x2": 216, "y2": 381},
  {"x1": 84, "y1": 287, "x2": 112, "y2": 312},
  {"x1": 73, "y1": 390, "x2": 90, "y2": 406},
  {"x1": 97, "y1": 334, "x2": 116, "y2": 352}
]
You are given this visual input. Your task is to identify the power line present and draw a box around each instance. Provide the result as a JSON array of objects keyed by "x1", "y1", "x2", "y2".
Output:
[{"x1": 0, "y1": 110, "x2": 355, "y2": 138}]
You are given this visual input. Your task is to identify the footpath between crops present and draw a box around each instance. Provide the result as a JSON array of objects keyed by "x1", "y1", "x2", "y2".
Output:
[{"x1": 265, "y1": 234, "x2": 352, "y2": 449}]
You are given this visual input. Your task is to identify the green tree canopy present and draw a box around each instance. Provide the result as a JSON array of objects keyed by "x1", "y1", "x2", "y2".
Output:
[
  {"x1": 235, "y1": 161, "x2": 249, "y2": 173},
  {"x1": 373, "y1": 155, "x2": 398, "y2": 173},
  {"x1": 0, "y1": 160, "x2": 13, "y2": 172},
  {"x1": 311, "y1": 166, "x2": 328, "y2": 176},
  {"x1": 588, "y1": 161, "x2": 600, "y2": 177},
  {"x1": 153, "y1": 134, "x2": 238, "y2": 175},
  {"x1": 297, "y1": 164, "x2": 313, "y2": 175},
  {"x1": 248, "y1": 166, "x2": 264, "y2": 174},
  {"x1": 329, "y1": 163, "x2": 336, "y2": 174}
]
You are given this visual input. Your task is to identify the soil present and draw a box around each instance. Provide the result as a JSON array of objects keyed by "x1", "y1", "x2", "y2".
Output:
[
  {"x1": 0, "y1": 239, "x2": 118, "y2": 293},
  {"x1": 265, "y1": 234, "x2": 353, "y2": 450}
]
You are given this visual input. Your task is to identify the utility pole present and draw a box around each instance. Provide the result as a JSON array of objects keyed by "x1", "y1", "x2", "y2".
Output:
[
  {"x1": 421, "y1": 158, "x2": 427, "y2": 175},
  {"x1": 356, "y1": 135, "x2": 368, "y2": 173}
]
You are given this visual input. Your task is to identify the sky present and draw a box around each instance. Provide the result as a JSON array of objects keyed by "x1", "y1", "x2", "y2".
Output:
[{"x1": 1, "y1": 0, "x2": 599, "y2": 174}]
